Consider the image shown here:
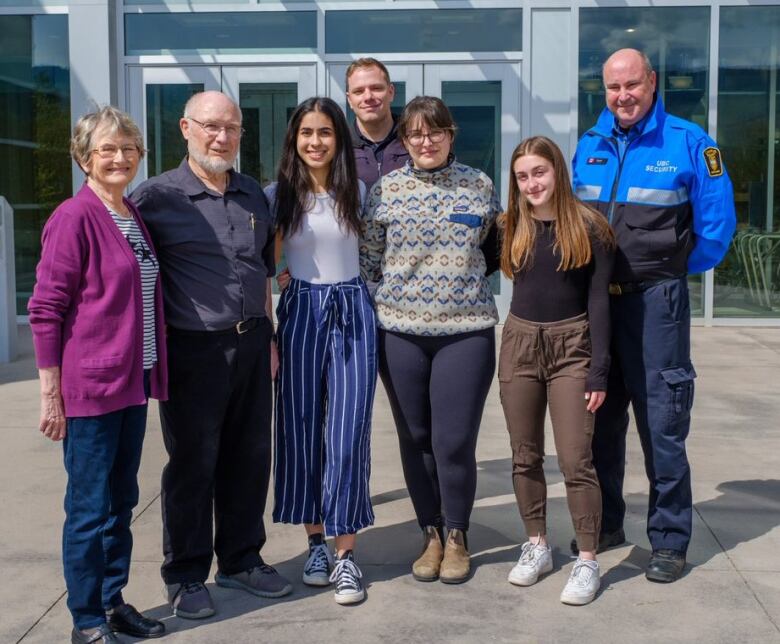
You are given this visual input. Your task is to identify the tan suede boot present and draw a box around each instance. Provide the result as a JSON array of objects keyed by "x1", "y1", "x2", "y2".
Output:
[
  {"x1": 412, "y1": 526, "x2": 444, "y2": 582},
  {"x1": 440, "y1": 529, "x2": 470, "y2": 584}
]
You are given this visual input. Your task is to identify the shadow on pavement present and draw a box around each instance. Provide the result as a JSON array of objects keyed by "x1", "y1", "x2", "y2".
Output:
[
  {"x1": 116, "y1": 477, "x2": 780, "y2": 638},
  {"x1": 693, "y1": 478, "x2": 780, "y2": 563}
]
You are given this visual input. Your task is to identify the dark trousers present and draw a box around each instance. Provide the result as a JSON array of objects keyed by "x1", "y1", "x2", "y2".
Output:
[
  {"x1": 160, "y1": 318, "x2": 273, "y2": 584},
  {"x1": 593, "y1": 277, "x2": 696, "y2": 552},
  {"x1": 379, "y1": 328, "x2": 495, "y2": 531},
  {"x1": 498, "y1": 313, "x2": 601, "y2": 553},
  {"x1": 63, "y1": 397, "x2": 148, "y2": 629}
]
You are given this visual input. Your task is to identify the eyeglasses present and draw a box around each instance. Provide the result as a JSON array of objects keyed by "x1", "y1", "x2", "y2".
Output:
[
  {"x1": 187, "y1": 117, "x2": 245, "y2": 139},
  {"x1": 405, "y1": 129, "x2": 450, "y2": 147},
  {"x1": 91, "y1": 144, "x2": 141, "y2": 159}
]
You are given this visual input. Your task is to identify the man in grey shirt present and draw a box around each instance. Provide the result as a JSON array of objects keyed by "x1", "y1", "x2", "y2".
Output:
[{"x1": 132, "y1": 91, "x2": 291, "y2": 620}]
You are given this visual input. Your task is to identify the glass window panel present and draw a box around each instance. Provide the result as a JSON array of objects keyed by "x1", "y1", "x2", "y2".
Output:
[
  {"x1": 442, "y1": 80, "x2": 501, "y2": 295},
  {"x1": 146, "y1": 84, "x2": 203, "y2": 177},
  {"x1": 125, "y1": 12, "x2": 317, "y2": 55},
  {"x1": 0, "y1": 0, "x2": 68, "y2": 4},
  {"x1": 238, "y1": 83, "x2": 297, "y2": 188},
  {"x1": 578, "y1": 7, "x2": 710, "y2": 136},
  {"x1": 0, "y1": 15, "x2": 70, "y2": 315},
  {"x1": 126, "y1": 0, "x2": 248, "y2": 4},
  {"x1": 715, "y1": 7, "x2": 780, "y2": 318},
  {"x1": 325, "y1": 9, "x2": 522, "y2": 54}
]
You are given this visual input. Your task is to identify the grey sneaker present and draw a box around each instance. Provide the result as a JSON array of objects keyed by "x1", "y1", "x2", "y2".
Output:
[
  {"x1": 215, "y1": 563, "x2": 293, "y2": 598},
  {"x1": 71, "y1": 624, "x2": 120, "y2": 643},
  {"x1": 303, "y1": 542, "x2": 334, "y2": 586},
  {"x1": 166, "y1": 582, "x2": 216, "y2": 620}
]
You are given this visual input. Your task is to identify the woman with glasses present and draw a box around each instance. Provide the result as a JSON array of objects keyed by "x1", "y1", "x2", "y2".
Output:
[
  {"x1": 28, "y1": 106, "x2": 167, "y2": 643},
  {"x1": 267, "y1": 97, "x2": 377, "y2": 605},
  {"x1": 361, "y1": 96, "x2": 500, "y2": 585}
]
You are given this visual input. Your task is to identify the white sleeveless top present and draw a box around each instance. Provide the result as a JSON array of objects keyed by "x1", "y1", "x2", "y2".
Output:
[{"x1": 265, "y1": 183, "x2": 365, "y2": 285}]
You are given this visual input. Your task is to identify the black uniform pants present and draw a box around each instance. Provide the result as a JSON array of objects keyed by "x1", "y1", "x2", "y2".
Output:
[{"x1": 160, "y1": 318, "x2": 273, "y2": 584}]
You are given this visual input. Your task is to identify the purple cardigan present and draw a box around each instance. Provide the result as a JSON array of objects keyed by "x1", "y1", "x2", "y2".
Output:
[{"x1": 28, "y1": 183, "x2": 168, "y2": 417}]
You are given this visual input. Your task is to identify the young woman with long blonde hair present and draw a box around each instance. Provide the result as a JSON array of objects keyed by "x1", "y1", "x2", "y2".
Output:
[{"x1": 498, "y1": 135, "x2": 615, "y2": 606}]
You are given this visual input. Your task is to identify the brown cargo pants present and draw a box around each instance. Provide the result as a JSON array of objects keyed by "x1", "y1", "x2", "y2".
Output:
[{"x1": 498, "y1": 312, "x2": 602, "y2": 552}]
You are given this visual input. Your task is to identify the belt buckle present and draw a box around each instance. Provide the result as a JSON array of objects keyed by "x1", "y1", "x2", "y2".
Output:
[
  {"x1": 235, "y1": 319, "x2": 250, "y2": 334},
  {"x1": 608, "y1": 283, "x2": 623, "y2": 296}
]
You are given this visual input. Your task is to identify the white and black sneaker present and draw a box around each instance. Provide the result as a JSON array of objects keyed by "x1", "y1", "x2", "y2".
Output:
[
  {"x1": 329, "y1": 551, "x2": 365, "y2": 605},
  {"x1": 303, "y1": 534, "x2": 334, "y2": 587}
]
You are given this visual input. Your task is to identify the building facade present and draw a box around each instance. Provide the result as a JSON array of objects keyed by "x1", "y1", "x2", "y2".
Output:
[{"x1": 2, "y1": 0, "x2": 779, "y2": 324}]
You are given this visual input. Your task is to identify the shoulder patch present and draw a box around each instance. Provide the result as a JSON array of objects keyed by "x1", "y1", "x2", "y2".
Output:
[{"x1": 703, "y1": 147, "x2": 723, "y2": 177}]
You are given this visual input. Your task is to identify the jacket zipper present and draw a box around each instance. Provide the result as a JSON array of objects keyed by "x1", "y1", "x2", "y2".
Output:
[{"x1": 603, "y1": 134, "x2": 638, "y2": 224}]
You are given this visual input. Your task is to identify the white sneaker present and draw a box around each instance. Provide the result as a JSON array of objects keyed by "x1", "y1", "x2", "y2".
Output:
[
  {"x1": 508, "y1": 541, "x2": 553, "y2": 586},
  {"x1": 303, "y1": 541, "x2": 334, "y2": 586},
  {"x1": 560, "y1": 558, "x2": 600, "y2": 605}
]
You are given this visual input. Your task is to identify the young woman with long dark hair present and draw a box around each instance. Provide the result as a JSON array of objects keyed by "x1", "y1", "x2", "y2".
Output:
[
  {"x1": 266, "y1": 97, "x2": 376, "y2": 605},
  {"x1": 498, "y1": 136, "x2": 615, "y2": 605}
]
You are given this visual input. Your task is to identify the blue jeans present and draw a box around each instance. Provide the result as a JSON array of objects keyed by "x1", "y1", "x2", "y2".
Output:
[{"x1": 63, "y1": 377, "x2": 149, "y2": 629}]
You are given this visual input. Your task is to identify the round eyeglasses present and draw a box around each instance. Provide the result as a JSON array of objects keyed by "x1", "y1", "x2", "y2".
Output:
[{"x1": 405, "y1": 129, "x2": 450, "y2": 147}]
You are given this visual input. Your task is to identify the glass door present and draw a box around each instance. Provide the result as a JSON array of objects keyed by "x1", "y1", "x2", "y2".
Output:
[
  {"x1": 222, "y1": 65, "x2": 317, "y2": 187},
  {"x1": 126, "y1": 66, "x2": 221, "y2": 191},
  {"x1": 127, "y1": 65, "x2": 318, "y2": 190}
]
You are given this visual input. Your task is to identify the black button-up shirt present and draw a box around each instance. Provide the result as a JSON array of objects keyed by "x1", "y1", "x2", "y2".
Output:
[{"x1": 132, "y1": 158, "x2": 275, "y2": 332}]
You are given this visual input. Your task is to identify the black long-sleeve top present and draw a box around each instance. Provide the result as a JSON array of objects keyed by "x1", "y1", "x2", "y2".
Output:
[{"x1": 510, "y1": 220, "x2": 614, "y2": 390}]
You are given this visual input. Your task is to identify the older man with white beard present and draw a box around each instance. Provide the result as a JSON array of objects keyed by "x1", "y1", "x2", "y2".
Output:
[{"x1": 132, "y1": 91, "x2": 291, "y2": 621}]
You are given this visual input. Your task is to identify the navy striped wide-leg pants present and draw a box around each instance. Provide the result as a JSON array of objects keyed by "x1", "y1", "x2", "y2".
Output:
[{"x1": 273, "y1": 277, "x2": 378, "y2": 536}]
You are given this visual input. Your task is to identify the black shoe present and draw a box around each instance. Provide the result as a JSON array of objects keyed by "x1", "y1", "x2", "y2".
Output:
[
  {"x1": 645, "y1": 549, "x2": 686, "y2": 583},
  {"x1": 570, "y1": 528, "x2": 626, "y2": 555},
  {"x1": 71, "y1": 624, "x2": 120, "y2": 643},
  {"x1": 108, "y1": 603, "x2": 165, "y2": 638}
]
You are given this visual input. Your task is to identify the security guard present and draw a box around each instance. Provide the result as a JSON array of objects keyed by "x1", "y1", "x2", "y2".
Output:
[{"x1": 571, "y1": 48, "x2": 736, "y2": 583}]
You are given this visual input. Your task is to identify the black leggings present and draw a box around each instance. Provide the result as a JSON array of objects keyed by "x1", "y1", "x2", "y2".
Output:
[{"x1": 378, "y1": 328, "x2": 496, "y2": 531}]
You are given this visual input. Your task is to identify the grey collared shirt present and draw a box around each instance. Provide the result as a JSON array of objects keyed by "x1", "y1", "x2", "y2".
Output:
[{"x1": 131, "y1": 158, "x2": 275, "y2": 332}]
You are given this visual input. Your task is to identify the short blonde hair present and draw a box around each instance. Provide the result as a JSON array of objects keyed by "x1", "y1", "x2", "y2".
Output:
[{"x1": 70, "y1": 105, "x2": 145, "y2": 173}]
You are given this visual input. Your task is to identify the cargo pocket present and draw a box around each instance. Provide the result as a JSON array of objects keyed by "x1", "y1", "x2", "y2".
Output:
[{"x1": 660, "y1": 365, "x2": 697, "y2": 415}]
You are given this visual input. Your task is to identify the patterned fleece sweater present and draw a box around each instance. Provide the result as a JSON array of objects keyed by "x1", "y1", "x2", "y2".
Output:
[{"x1": 360, "y1": 160, "x2": 500, "y2": 336}]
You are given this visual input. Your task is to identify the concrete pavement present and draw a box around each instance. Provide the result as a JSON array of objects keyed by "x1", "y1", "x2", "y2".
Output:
[{"x1": 1, "y1": 324, "x2": 779, "y2": 644}]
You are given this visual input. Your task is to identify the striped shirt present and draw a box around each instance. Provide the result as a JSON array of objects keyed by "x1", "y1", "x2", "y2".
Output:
[{"x1": 109, "y1": 208, "x2": 159, "y2": 369}]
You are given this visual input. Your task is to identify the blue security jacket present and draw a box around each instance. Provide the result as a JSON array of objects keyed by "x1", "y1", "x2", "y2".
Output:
[{"x1": 572, "y1": 97, "x2": 736, "y2": 282}]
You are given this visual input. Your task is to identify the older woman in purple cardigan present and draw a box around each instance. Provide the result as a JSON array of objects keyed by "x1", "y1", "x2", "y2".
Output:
[{"x1": 28, "y1": 106, "x2": 168, "y2": 644}]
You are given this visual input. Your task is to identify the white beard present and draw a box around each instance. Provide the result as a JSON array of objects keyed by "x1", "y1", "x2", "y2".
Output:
[{"x1": 188, "y1": 143, "x2": 236, "y2": 174}]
